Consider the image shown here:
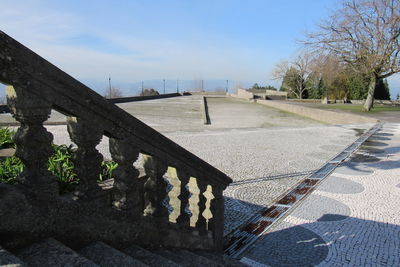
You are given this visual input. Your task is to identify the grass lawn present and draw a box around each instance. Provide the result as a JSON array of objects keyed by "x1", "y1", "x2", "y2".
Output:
[{"x1": 316, "y1": 104, "x2": 400, "y2": 113}]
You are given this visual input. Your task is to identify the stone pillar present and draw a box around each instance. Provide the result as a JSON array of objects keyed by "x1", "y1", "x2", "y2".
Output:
[
  {"x1": 109, "y1": 137, "x2": 142, "y2": 214},
  {"x1": 208, "y1": 185, "x2": 224, "y2": 251},
  {"x1": 6, "y1": 85, "x2": 58, "y2": 199},
  {"x1": 143, "y1": 154, "x2": 168, "y2": 221},
  {"x1": 176, "y1": 170, "x2": 191, "y2": 226},
  {"x1": 67, "y1": 116, "x2": 103, "y2": 199},
  {"x1": 196, "y1": 181, "x2": 208, "y2": 233}
]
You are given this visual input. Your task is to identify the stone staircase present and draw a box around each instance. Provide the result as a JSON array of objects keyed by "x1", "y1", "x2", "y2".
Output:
[
  {"x1": 0, "y1": 238, "x2": 246, "y2": 267},
  {"x1": 0, "y1": 31, "x2": 240, "y2": 266}
]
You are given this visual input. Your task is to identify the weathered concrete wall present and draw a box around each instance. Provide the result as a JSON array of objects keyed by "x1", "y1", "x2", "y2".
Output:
[{"x1": 257, "y1": 99, "x2": 378, "y2": 124}]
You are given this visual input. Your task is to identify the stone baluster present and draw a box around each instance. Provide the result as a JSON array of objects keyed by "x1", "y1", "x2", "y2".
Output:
[
  {"x1": 176, "y1": 170, "x2": 191, "y2": 226},
  {"x1": 6, "y1": 85, "x2": 58, "y2": 199},
  {"x1": 208, "y1": 185, "x2": 224, "y2": 250},
  {"x1": 143, "y1": 154, "x2": 169, "y2": 221},
  {"x1": 67, "y1": 116, "x2": 103, "y2": 199},
  {"x1": 109, "y1": 137, "x2": 142, "y2": 214},
  {"x1": 195, "y1": 180, "x2": 208, "y2": 233}
]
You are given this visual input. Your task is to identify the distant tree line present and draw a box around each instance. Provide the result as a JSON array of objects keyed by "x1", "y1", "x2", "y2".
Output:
[{"x1": 275, "y1": 54, "x2": 390, "y2": 101}]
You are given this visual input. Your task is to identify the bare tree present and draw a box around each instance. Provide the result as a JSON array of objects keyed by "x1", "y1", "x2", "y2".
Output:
[
  {"x1": 305, "y1": 0, "x2": 400, "y2": 111},
  {"x1": 272, "y1": 53, "x2": 315, "y2": 99},
  {"x1": 311, "y1": 54, "x2": 348, "y2": 100},
  {"x1": 312, "y1": 55, "x2": 342, "y2": 88}
]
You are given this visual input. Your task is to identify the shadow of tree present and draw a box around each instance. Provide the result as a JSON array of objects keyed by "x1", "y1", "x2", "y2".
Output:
[{"x1": 242, "y1": 214, "x2": 400, "y2": 266}]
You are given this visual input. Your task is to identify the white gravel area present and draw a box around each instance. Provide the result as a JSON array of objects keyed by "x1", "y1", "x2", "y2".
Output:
[{"x1": 166, "y1": 124, "x2": 371, "y2": 181}]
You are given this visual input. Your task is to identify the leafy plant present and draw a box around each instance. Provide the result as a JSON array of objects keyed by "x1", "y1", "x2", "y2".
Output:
[
  {"x1": 48, "y1": 144, "x2": 78, "y2": 193},
  {"x1": 0, "y1": 156, "x2": 23, "y2": 184},
  {"x1": 0, "y1": 127, "x2": 15, "y2": 149},
  {"x1": 0, "y1": 129, "x2": 119, "y2": 193},
  {"x1": 100, "y1": 160, "x2": 118, "y2": 181}
]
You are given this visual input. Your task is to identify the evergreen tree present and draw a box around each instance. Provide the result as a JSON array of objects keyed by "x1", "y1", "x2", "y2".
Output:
[
  {"x1": 265, "y1": 85, "x2": 277, "y2": 91},
  {"x1": 374, "y1": 79, "x2": 390, "y2": 100},
  {"x1": 347, "y1": 72, "x2": 369, "y2": 100},
  {"x1": 307, "y1": 73, "x2": 324, "y2": 99}
]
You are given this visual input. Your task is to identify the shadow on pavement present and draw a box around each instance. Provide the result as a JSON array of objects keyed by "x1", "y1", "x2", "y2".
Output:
[{"x1": 242, "y1": 214, "x2": 400, "y2": 266}]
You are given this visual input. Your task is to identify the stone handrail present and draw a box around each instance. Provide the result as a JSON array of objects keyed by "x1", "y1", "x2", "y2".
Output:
[{"x1": 0, "y1": 31, "x2": 232, "y2": 251}]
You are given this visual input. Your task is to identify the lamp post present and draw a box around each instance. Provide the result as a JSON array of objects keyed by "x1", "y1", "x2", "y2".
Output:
[
  {"x1": 163, "y1": 79, "x2": 166, "y2": 94},
  {"x1": 108, "y1": 77, "x2": 112, "y2": 98}
]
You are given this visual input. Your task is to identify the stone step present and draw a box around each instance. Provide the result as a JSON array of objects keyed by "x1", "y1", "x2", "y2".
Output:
[
  {"x1": 79, "y1": 241, "x2": 149, "y2": 267},
  {"x1": 15, "y1": 238, "x2": 98, "y2": 267},
  {"x1": 0, "y1": 245, "x2": 27, "y2": 267},
  {"x1": 175, "y1": 249, "x2": 223, "y2": 267},
  {"x1": 153, "y1": 249, "x2": 191, "y2": 267},
  {"x1": 195, "y1": 251, "x2": 248, "y2": 267},
  {"x1": 153, "y1": 248, "x2": 227, "y2": 267},
  {"x1": 5, "y1": 237, "x2": 246, "y2": 267},
  {"x1": 123, "y1": 245, "x2": 180, "y2": 267}
]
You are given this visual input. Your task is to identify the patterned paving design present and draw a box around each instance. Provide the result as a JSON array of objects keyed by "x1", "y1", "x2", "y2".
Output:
[
  {"x1": 240, "y1": 122, "x2": 400, "y2": 266},
  {"x1": 224, "y1": 123, "x2": 382, "y2": 258}
]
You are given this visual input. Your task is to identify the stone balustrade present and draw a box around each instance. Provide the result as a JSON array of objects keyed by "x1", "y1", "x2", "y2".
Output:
[{"x1": 0, "y1": 31, "x2": 232, "y2": 251}]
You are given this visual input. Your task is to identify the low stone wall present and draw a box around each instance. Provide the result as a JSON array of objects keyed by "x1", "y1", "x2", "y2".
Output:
[
  {"x1": 235, "y1": 89, "x2": 287, "y2": 101},
  {"x1": 351, "y1": 99, "x2": 400, "y2": 105},
  {"x1": 185, "y1": 91, "x2": 227, "y2": 96},
  {"x1": 202, "y1": 96, "x2": 211, "y2": 125},
  {"x1": 287, "y1": 99, "x2": 322, "y2": 103},
  {"x1": 257, "y1": 100, "x2": 378, "y2": 124},
  {"x1": 108, "y1": 93, "x2": 181, "y2": 104},
  {"x1": 0, "y1": 94, "x2": 183, "y2": 113}
]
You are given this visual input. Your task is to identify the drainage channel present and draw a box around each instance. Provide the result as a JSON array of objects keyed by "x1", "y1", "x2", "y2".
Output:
[{"x1": 223, "y1": 122, "x2": 383, "y2": 259}]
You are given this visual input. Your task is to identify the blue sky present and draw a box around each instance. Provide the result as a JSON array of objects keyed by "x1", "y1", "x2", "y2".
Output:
[{"x1": 1, "y1": 0, "x2": 399, "y2": 96}]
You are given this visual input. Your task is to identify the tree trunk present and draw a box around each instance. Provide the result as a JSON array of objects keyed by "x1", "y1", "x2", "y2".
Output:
[{"x1": 363, "y1": 74, "x2": 377, "y2": 111}]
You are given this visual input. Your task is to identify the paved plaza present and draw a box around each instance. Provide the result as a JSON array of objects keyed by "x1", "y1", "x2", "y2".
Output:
[
  {"x1": 240, "y1": 122, "x2": 400, "y2": 266},
  {"x1": 1, "y1": 95, "x2": 398, "y2": 265}
]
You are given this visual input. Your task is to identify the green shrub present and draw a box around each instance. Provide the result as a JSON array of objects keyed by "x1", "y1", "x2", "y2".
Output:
[
  {"x1": 0, "y1": 127, "x2": 15, "y2": 149},
  {"x1": 48, "y1": 144, "x2": 78, "y2": 193},
  {"x1": 0, "y1": 156, "x2": 23, "y2": 184},
  {"x1": 100, "y1": 160, "x2": 118, "y2": 181},
  {"x1": 0, "y1": 127, "x2": 118, "y2": 193}
]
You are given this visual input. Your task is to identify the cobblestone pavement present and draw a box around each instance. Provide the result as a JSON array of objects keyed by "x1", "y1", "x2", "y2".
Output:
[{"x1": 240, "y1": 123, "x2": 400, "y2": 266}]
